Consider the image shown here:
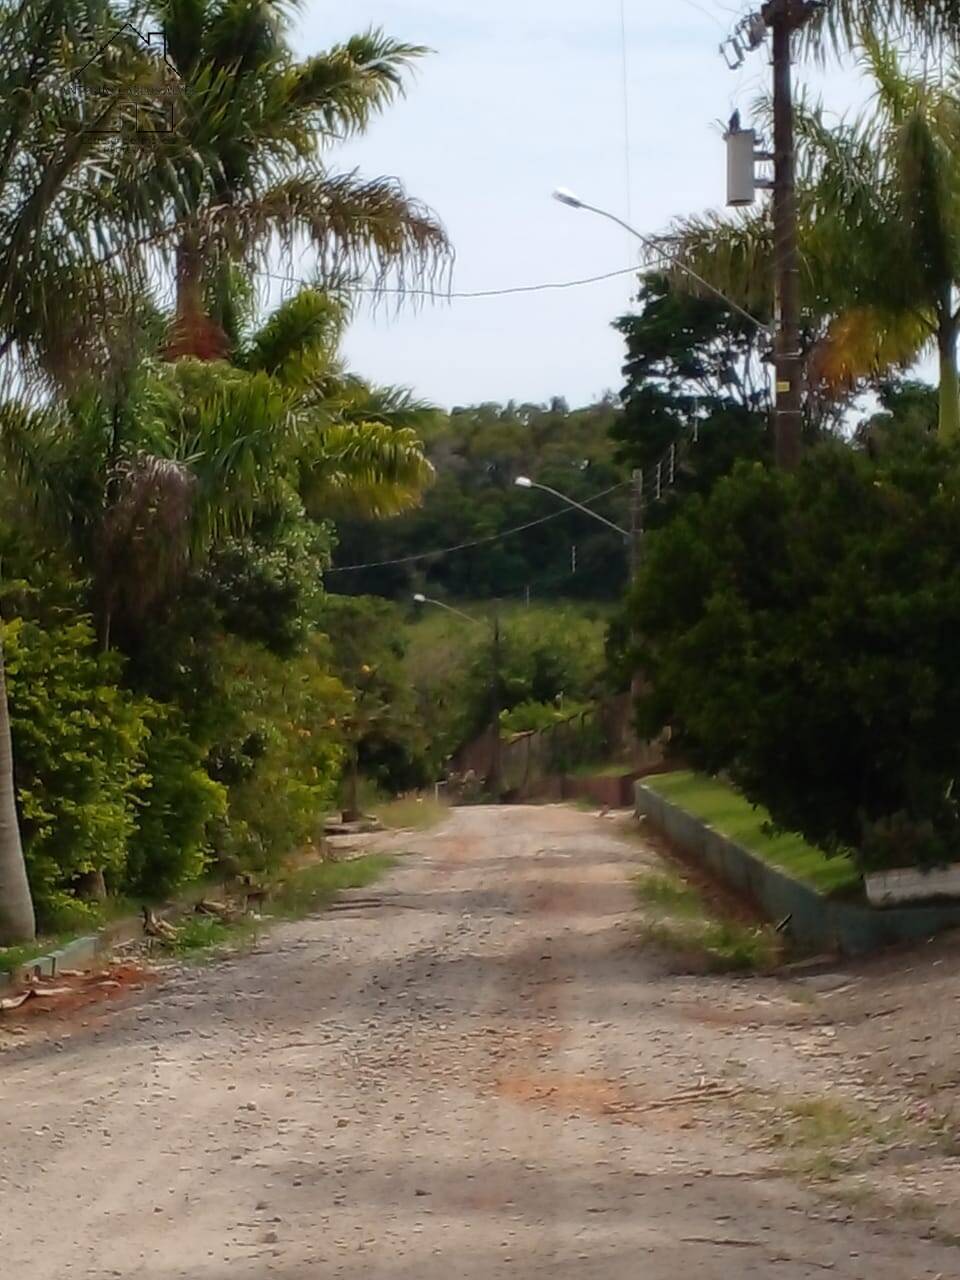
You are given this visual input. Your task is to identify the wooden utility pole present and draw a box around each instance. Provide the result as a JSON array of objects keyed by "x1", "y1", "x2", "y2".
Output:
[
  {"x1": 629, "y1": 468, "x2": 644, "y2": 573},
  {"x1": 489, "y1": 608, "x2": 503, "y2": 801},
  {"x1": 761, "y1": 0, "x2": 817, "y2": 470}
]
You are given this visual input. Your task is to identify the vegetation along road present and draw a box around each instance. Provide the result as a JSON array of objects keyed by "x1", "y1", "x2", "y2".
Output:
[{"x1": 1, "y1": 805, "x2": 957, "y2": 1278}]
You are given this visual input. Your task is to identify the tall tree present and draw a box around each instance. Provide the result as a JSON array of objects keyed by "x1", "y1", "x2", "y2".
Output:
[
  {"x1": 0, "y1": 287, "x2": 437, "y2": 655},
  {"x1": 612, "y1": 273, "x2": 771, "y2": 524},
  {"x1": 0, "y1": 0, "x2": 184, "y2": 941},
  {"x1": 658, "y1": 42, "x2": 960, "y2": 439},
  {"x1": 145, "y1": 1, "x2": 449, "y2": 359}
]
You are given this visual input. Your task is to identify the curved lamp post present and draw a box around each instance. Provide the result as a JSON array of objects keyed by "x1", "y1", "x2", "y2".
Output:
[
  {"x1": 413, "y1": 594, "x2": 503, "y2": 800},
  {"x1": 552, "y1": 187, "x2": 770, "y2": 337}
]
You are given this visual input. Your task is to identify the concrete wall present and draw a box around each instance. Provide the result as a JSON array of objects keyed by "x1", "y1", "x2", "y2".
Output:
[{"x1": 635, "y1": 782, "x2": 960, "y2": 957}]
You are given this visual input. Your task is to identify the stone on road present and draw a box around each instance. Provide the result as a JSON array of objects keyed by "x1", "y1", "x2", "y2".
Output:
[{"x1": 0, "y1": 805, "x2": 953, "y2": 1277}]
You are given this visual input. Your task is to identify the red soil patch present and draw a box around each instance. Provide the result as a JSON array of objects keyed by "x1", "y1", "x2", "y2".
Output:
[{"x1": 1, "y1": 962, "x2": 156, "y2": 1031}]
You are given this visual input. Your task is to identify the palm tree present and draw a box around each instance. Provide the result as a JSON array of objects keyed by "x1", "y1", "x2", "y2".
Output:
[
  {"x1": 0, "y1": 0, "x2": 186, "y2": 941},
  {"x1": 803, "y1": 1, "x2": 960, "y2": 53},
  {"x1": 658, "y1": 42, "x2": 960, "y2": 438},
  {"x1": 0, "y1": 286, "x2": 436, "y2": 648},
  {"x1": 140, "y1": 1, "x2": 449, "y2": 360},
  {"x1": 0, "y1": 0, "x2": 447, "y2": 942}
]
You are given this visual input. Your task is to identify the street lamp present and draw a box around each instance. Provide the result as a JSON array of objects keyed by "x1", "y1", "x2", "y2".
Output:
[
  {"x1": 412, "y1": 593, "x2": 480, "y2": 627},
  {"x1": 551, "y1": 187, "x2": 771, "y2": 337},
  {"x1": 514, "y1": 475, "x2": 631, "y2": 539},
  {"x1": 413, "y1": 594, "x2": 503, "y2": 800}
]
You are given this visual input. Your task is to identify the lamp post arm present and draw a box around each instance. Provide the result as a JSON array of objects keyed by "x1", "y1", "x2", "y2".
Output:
[
  {"x1": 529, "y1": 481, "x2": 630, "y2": 538},
  {"x1": 575, "y1": 199, "x2": 771, "y2": 337},
  {"x1": 417, "y1": 597, "x2": 481, "y2": 627}
]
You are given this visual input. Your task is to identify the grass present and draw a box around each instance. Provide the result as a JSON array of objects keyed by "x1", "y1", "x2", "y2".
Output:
[
  {"x1": 168, "y1": 915, "x2": 256, "y2": 956},
  {"x1": 373, "y1": 794, "x2": 449, "y2": 832},
  {"x1": 163, "y1": 855, "x2": 396, "y2": 958},
  {"x1": 756, "y1": 1094, "x2": 909, "y2": 1182},
  {"x1": 634, "y1": 868, "x2": 781, "y2": 972},
  {"x1": 3, "y1": 857, "x2": 397, "y2": 971},
  {"x1": 644, "y1": 770, "x2": 861, "y2": 897},
  {"x1": 270, "y1": 854, "x2": 395, "y2": 918}
]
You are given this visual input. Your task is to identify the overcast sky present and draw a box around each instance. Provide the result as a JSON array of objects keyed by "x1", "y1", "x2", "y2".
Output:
[{"x1": 293, "y1": 2, "x2": 879, "y2": 411}]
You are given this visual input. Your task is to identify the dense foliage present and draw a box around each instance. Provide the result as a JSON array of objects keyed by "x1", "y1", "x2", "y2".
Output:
[
  {"x1": 629, "y1": 421, "x2": 960, "y2": 873},
  {"x1": 0, "y1": 0, "x2": 449, "y2": 943},
  {"x1": 403, "y1": 603, "x2": 609, "y2": 766},
  {"x1": 331, "y1": 399, "x2": 631, "y2": 601},
  {"x1": 2, "y1": 615, "x2": 151, "y2": 926}
]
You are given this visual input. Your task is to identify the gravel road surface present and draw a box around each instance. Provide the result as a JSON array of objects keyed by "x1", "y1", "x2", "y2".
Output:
[{"x1": 1, "y1": 805, "x2": 956, "y2": 1278}]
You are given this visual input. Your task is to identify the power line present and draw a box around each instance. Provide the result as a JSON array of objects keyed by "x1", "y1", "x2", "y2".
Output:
[
  {"x1": 326, "y1": 480, "x2": 630, "y2": 574},
  {"x1": 679, "y1": 0, "x2": 730, "y2": 30},
  {"x1": 258, "y1": 265, "x2": 639, "y2": 301}
]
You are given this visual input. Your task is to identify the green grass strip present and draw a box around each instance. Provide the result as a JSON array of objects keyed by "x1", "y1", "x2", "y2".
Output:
[{"x1": 644, "y1": 771, "x2": 860, "y2": 897}]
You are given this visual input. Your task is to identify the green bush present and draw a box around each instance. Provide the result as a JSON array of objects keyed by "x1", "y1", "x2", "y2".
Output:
[
  {"x1": 125, "y1": 716, "x2": 227, "y2": 899},
  {"x1": 629, "y1": 430, "x2": 960, "y2": 871},
  {"x1": 2, "y1": 616, "x2": 150, "y2": 928},
  {"x1": 212, "y1": 637, "x2": 345, "y2": 871}
]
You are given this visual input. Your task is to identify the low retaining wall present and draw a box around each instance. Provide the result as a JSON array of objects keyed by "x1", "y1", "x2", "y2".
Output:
[{"x1": 635, "y1": 782, "x2": 960, "y2": 957}]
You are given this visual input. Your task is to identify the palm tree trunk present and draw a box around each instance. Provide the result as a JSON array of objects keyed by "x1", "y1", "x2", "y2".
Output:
[
  {"x1": 938, "y1": 312, "x2": 960, "y2": 441},
  {"x1": 165, "y1": 231, "x2": 229, "y2": 362},
  {"x1": 0, "y1": 637, "x2": 35, "y2": 944}
]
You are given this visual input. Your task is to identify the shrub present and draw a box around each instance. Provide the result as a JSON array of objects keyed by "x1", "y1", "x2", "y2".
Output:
[
  {"x1": 2, "y1": 616, "x2": 150, "y2": 927},
  {"x1": 125, "y1": 716, "x2": 227, "y2": 899},
  {"x1": 629, "y1": 431, "x2": 960, "y2": 870},
  {"x1": 211, "y1": 636, "x2": 345, "y2": 871}
]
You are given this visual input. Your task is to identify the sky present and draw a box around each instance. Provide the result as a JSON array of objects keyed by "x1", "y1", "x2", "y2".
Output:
[{"x1": 291, "y1": 2, "x2": 881, "y2": 411}]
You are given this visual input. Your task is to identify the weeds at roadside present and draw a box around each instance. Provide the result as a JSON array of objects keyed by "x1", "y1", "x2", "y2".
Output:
[
  {"x1": 374, "y1": 795, "x2": 449, "y2": 832},
  {"x1": 158, "y1": 855, "x2": 396, "y2": 959},
  {"x1": 168, "y1": 915, "x2": 258, "y2": 956},
  {"x1": 743, "y1": 1092, "x2": 915, "y2": 1182},
  {"x1": 271, "y1": 855, "x2": 395, "y2": 918},
  {"x1": 634, "y1": 869, "x2": 781, "y2": 972}
]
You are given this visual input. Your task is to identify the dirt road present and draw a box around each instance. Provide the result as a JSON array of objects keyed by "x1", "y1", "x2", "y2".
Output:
[{"x1": 1, "y1": 805, "x2": 956, "y2": 1278}]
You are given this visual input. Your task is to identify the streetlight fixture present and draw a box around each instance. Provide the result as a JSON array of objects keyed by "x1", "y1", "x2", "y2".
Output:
[
  {"x1": 412, "y1": 593, "x2": 480, "y2": 627},
  {"x1": 551, "y1": 187, "x2": 771, "y2": 337},
  {"x1": 413, "y1": 594, "x2": 503, "y2": 799},
  {"x1": 514, "y1": 475, "x2": 630, "y2": 539}
]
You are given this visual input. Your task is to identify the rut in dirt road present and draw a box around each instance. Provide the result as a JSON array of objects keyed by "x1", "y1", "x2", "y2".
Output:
[{"x1": 0, "y1": 805, "x2": 955, "y2": 1278}]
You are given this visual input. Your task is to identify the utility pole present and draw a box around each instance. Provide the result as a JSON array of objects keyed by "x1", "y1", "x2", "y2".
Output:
[
  {"x1": 629, "y1": 468, "x2": 644, "y2": 574},
  {"x1": 489, "y1": 607, "x2": 503, "y2": 802},
  {"x1": 722, "y1": 0, "x2": 818, "y2": 470},
  {"x1": 764, "y1": 0, "x2": 813, "y2": 470}
]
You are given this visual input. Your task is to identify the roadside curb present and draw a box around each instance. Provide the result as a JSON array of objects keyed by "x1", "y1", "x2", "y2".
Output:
[
  {"x1": 635, "y1": 781, "x2": 960, "y2": 956},
  {"x1": 0, "y1": 931, "x2": 103, "y2": 993},
  {"x1": 0, "y1": 883, "x2": 222, "y2": 995}
]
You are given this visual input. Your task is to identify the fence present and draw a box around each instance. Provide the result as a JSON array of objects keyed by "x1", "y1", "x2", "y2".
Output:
[{"x1": 451, "y1": 695, "x2": 665, "y2": 801}]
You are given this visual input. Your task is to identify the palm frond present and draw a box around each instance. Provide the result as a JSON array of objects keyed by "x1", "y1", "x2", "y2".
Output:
[
  {"x1": 300, "y1": 421, "x2": 434, "y2": 519},
  {"x1": 809, "y1": 306, "x2": 933, "y2": 391},
  {"x1": 653, "y1": 209, "x2": 775, "y2": 318},
  {"x1": 210, "y1": 170, "x2": 451, "y2": 294},
  {"x1": 801, "y1": 1, "x2": 960, "y2": 57},
  {"x1": 240, "y1": 288, "x2": 346, "y2": 383}
]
